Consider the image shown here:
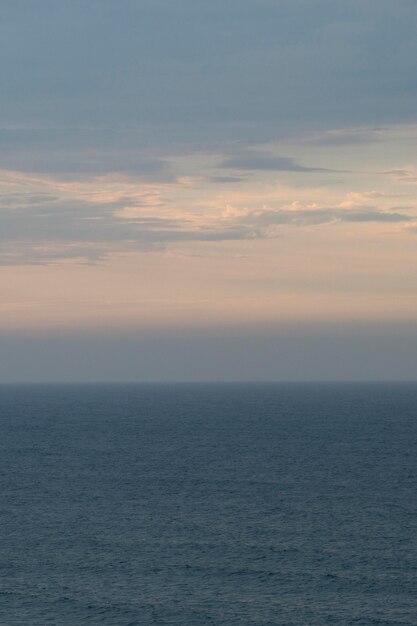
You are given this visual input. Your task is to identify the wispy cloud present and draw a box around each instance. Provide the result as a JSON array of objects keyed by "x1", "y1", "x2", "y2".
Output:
[
  {"x1": 382, "y1": 168, "x2": 417, "y2": 184},
  {"x1": 221, "y1": 204, "x2": 413, "y2": 233},
  {"x1": 220, "y1": 151, "x2": 335, "y2": 173},
  {"x1": 1, "y1": 166, "x2": 415, "y2": 265},
  {"x1": 303, "y1": 127, "x2": 385, "y2": 146}
]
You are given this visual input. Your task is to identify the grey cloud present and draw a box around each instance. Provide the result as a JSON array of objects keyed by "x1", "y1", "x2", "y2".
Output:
[
  {"x1": 304, "y1": 128, "x2": 384, "y2": 146},
  {"x1": 220, "y1": 152, "x2": 333, "y2": 173},
  {"x1": 0, "y1": 199, "x2": 179, "y2": 245},
  {"x1": 1, "y1": 193, "x2": 414, "y2": 265},
  {"x1": 208, "y1": 176, "x2": 245, "y2": 184},
  {"x1": 0, "y1": 128, "x2": 174, "y2": 178},
  {"x1": 0, "y1": 0, "x2": 416, "y2": 171},
  {"x1": 0, "y1": 242, "x2": 108, "y2": 266},
  {"x1": 342, "y1": 211, "x2": 411, "y2": 223},
  {"x1": 382, "y1": 169, "x2": 417, "y2": 183},
  {"x1": 231, "y1": 206, "x2": 414, "y2": 233},
  {"x1": 0, "y1": 193, "x2": 253, "y2": 264},
  {"x1": 0, "y1": 192, "x2": 58, "y2": 208}
]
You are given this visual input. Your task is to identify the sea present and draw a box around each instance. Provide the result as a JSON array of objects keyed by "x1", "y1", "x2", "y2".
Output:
[{"x1": 0, "y1": 383, "x2": 416, "y2": 625}]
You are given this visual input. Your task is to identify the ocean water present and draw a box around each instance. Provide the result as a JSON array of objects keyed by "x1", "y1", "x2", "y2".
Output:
[{"x1": 0, "y1": 383, "x2": 416, "y2": 625}]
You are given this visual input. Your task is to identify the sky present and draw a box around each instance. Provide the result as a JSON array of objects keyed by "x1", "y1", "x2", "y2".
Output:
[{"x1": 1, "y1": 0, "x2": 417, "y2": 382}]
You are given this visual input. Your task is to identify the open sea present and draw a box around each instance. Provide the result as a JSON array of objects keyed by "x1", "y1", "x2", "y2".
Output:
[{"x1": 0, "y1": 383, "x2": 416, "y2": 625}]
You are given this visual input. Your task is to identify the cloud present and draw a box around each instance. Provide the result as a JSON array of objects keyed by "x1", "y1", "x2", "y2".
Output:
[
  {"x1": 0, "y1": 129, "x2": 175, "y2": 178},
  {"x1": 228, "y1": 205, "x2": 413, "y2": 233},
  {"x1": 1, "y1": 0, "x2": 417, "y2": 163},
  {"x1": 0, "y1": 242, "x2": 112, "y2": 266},
  {"x1": 1, "y1": 177, "x2": 414, "y2": 266},
  {"x1": 339, "y1": 191, "x2": 406, "y2": 206},
  {"x1": 304, "y1": 127, "x2": 384, "y2": 146},
  {"x1": 341, "y1": 210, "x2": 411, "y2": 223},
  {"x1": 382, "y1": 169, "x2": 417, "y2": 184},
  {"x1": 220, "y1": 151, "x2": 334, "y2": 173},
  {"x1": 1, "y1": 159, "x2": 416, "y2": 267},
  {"x1": 208, "y1": 176, "x2": 245, "y2": 184}
]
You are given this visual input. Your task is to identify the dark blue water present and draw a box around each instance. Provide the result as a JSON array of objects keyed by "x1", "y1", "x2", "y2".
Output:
[{"x1": 0, "y1": 383, "x2": 416, "y2": 625}]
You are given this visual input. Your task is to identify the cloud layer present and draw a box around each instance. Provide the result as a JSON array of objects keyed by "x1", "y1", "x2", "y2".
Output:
[
  {"x1": 1, "y1": 164, "x2": 416, "y2": 264},
  {"x1": 1, "y1": 1, "x2": 417, "y2": 170}
]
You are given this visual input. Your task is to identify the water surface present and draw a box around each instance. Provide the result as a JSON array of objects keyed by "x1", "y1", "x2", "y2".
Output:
[{"x1": 1, "y1": 383, "x2": 416, "y2": 625}]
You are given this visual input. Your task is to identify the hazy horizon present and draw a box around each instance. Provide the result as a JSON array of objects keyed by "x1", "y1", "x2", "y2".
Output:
[{"x1": 2, "y1": 320, "x2": 417, "y2": 383}]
